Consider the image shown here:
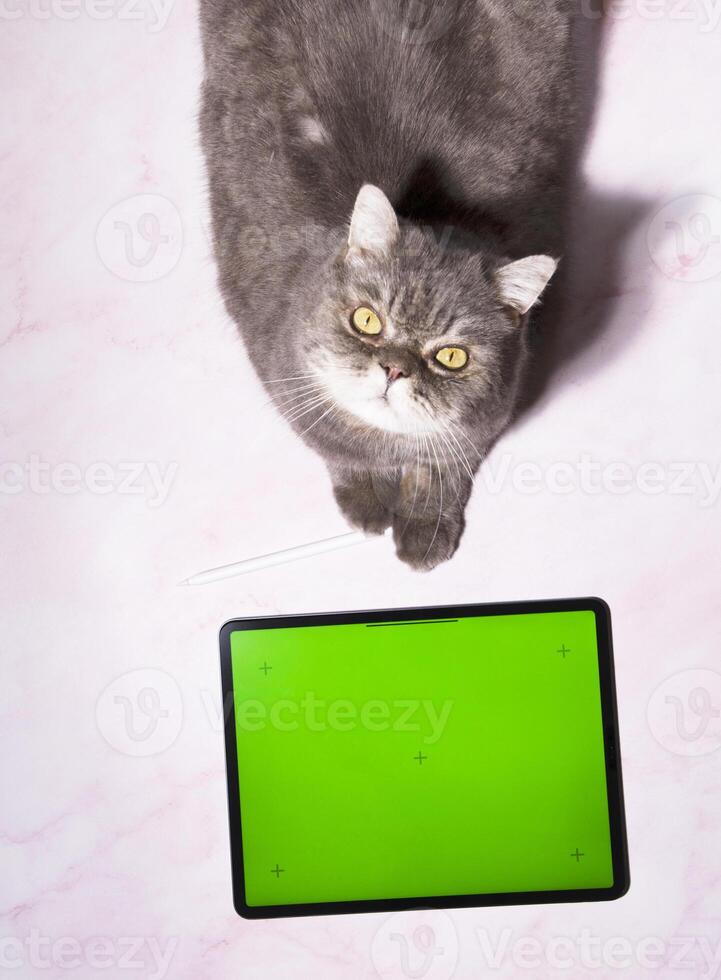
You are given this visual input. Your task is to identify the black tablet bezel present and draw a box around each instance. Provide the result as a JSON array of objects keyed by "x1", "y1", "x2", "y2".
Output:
[{"x1": 219, "y1": 597, "x2": 629, "y2": 919}]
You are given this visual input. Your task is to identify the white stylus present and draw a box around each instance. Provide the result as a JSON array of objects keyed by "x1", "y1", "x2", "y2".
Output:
[{"x1": 180, "y1": 529, "x2": 386, "y2": 586}]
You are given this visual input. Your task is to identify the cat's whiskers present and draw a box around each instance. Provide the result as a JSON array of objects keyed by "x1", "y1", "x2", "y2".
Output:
[
  {"x1": 264, "y1": 374, "x2": 333, "y2": 384},
  {"x1": 271, "y1": 390, "x2": 326, "y2": 417},
  {"x1": 238, "y1": 390, "x2": 335, "y2": 456},
  {"x1": 298, "y1": 402, "x2": 338, "y2": 439},
  {"x1": 420, "y1": 430, "x2": 434, "y2": 517},
  {"x1": 434, "y1": 413, "x2": 476, "y2": 484},
  {"x1": 425, "y1": 411, "x2": 458, "y2": 471},
  {"x1": 416, "y1": 403, "x2": 471, "y2": 488},
  {"x1": 439, "y1": 431, "x2": 464, "y2": 492},
  {"x1": 281, "y1": 393, "x2": 334, "y2": 426},
  {"x1": 430, "y1": 426, "x2": 465, "y2": 505},
  {"x1": 256, "y1": 384, "x2": 330, "y2": 414},
  {"x1": 264, "y1": 370, "x2": 355, "y2": 384},
  {"x1": 450, "y1": 424, "x2": 486, "y2": 462},
  {"x1": 447, "y1": 432, "x2": 476, "y2": 483},
  {"x1": 269, "y1": 381, "x2": 334, "y2": 410},
  {"x1": 423, "y1": 433, "x2": 444, "y2": 564},
  {"x1": 273, "y1": 379, "x2": 331, "y2": 393},
  {"x1": 272, "y1": 386, "x2": 332, "y2": 419},
  {"x1": 263, "y1": 370, "x2": 358, "y2": 414},
  {"x1": 399, "y1": 424, "x2": 422, "y2": 536}
]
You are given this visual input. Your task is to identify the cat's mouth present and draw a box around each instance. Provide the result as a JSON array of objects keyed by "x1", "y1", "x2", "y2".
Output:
[
  {"x1": 354, "y1": 391, "x2": 422, "y2": 434},
  {"x1": 324, "y1": 364, "x2": 438, "y2": 436}
]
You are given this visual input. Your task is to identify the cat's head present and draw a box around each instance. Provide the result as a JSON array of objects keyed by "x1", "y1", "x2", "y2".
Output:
[{"x1": 305, "y1": 184, "x2": 557, "y2": 445}]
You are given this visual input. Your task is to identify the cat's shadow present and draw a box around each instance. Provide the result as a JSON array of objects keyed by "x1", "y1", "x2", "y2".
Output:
[
  {"x1": 515, "y1": 7, "x2": 654, "y2": 421},
  {"x1": 393, "y1": 10, "x2": 656, "y2": 427},
  {"x1": 517, "y1": 189, "x2": 653, "y2": 420}
]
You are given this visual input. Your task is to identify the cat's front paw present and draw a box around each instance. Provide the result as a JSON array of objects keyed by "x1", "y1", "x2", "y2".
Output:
[
  {"x1": 333, "y1": 484, "x2": 393, "y2": 536},
  {"x1": 393, "y1": 515, "x2": 464, "y2": 571}
]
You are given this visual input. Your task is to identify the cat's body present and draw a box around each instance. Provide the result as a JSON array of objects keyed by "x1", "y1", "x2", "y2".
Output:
[{"x1": 200, "y1": 0, "x2": 579, "y2": 568}]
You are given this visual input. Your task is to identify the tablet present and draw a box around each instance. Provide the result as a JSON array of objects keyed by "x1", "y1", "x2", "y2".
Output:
[{"x1": 220, "y1": 598, "x2": 629, "y2": 918}]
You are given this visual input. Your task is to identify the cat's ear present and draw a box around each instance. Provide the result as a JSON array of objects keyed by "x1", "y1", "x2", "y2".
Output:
[
  {"x1": 495, "y1": 255, "x2": 558, "y2": 314},
  {"x1": 347, "y1": 184, "x2": 399, "y2": 260}
]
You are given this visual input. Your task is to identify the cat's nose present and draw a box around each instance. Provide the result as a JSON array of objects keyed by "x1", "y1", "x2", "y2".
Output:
[{"x1": 381, "y1": 363, "x2": 407, "y2": 383}]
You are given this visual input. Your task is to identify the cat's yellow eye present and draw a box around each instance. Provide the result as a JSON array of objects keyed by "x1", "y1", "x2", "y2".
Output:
[
  {"x1": 435, "y1": 346, "x2": 469, "y2": 370},
  {"x1": 351, "y1": 306, "x2": 382, "y2": 336}
]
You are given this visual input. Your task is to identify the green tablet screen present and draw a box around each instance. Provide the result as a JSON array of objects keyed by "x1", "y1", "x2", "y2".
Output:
[{"x1": 224, "y1": 603, "x2": 624, "y2": 915}]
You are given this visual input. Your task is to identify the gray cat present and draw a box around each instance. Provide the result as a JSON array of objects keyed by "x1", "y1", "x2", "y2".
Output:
[{"x1": 200, "y1": 0, "x2": 578, "y2": 569}]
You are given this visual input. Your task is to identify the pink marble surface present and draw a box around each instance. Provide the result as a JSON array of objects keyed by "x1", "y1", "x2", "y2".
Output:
[{"x1": 2, "y1": 3, "x2": 721, "y2": 977}]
